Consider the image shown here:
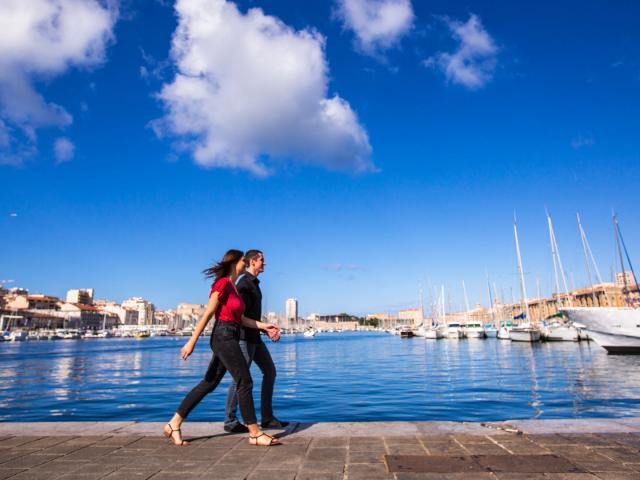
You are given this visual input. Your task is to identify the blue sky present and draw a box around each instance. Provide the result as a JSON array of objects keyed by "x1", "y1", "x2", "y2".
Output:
[{"x1": 1, "y1": 0, "x2": 639, "y2": 315}]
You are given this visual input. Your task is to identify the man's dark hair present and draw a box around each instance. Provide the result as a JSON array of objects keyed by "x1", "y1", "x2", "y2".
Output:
[{"x1": 244, "y1": 249, "x2": 263, "y2": 263}]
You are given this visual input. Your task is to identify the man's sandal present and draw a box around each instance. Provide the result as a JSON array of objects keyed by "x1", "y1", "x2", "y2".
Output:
[
  {"x1": 249, "y1": 432, "x2": 281, "y2": 446},
  {"x1": 163, "y1": 423, "x2": 189, "y2": 446}
]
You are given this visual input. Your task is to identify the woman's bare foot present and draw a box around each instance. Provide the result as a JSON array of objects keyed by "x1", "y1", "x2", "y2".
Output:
[
  {"x1": 248, "y1": 432, "x2": 281, "y2": 447},
  {"x1": 163, "y1": 423, "x2": 189, "y2": 446}
]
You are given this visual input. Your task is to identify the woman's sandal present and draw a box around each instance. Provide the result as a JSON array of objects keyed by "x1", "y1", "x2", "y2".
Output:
[
  {"x1": 249, "y1": 432, "x2": 281, "y2": 447},
  {"x1": 163, "y1": 423, "x2": 189, "y2": 446}
]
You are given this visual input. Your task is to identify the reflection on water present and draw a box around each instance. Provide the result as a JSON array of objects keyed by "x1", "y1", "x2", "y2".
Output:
[{"x1": 1, "y1": 333, "x2": 640, "y2": 422}]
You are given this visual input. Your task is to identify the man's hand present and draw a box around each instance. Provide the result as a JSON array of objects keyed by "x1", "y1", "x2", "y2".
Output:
[{"x1": 265, "y1": 324, "x2": 280, "y2": 342}]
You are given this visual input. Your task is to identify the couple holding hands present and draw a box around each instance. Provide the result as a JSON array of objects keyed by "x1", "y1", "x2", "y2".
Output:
[{"x1": 164, "y1": 249, "x2": 287, "y2": 447}]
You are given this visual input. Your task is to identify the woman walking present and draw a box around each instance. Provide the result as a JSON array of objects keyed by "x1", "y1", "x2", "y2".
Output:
[{"x1": 164, "y1": 249, "x2": 282, "y2": 447}]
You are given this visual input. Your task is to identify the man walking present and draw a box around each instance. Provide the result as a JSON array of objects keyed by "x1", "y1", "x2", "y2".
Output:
[{"x1": 224, "y1": 249, "x2": 289, "y2": 432}]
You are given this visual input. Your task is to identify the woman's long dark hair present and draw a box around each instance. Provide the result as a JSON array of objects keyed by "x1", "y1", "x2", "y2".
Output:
[{"x1": 203, "y1": 249, "x2": 244, "y2": 283}]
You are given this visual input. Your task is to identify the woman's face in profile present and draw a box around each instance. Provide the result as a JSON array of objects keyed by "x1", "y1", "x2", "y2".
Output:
[{"x1": 235, "y1": 256, "x2": 246, "y2": 276}]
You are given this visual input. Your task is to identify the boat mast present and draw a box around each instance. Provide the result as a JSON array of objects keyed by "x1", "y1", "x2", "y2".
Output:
[
  {"x1": 578, "y1": 213, "x2": 608, "y2": 306},
  {"x1": 462, "y1": 280, "x2": 470, "y2": 323},
  {"x1": 613, "y1": 212, "x2": 640, "y2": 305},
  {"x1": 513, "y1": 216, "x2": 530, "y2": 323},
  {"x1": 441, "y1": 284, "x2": 446, "y2": 325},
  {"x1": 487, "y1": 273, "x2": 496, "y2": 324},
  {"x1": 577, "y1": 213, "x2": 598, "y2": 306}
]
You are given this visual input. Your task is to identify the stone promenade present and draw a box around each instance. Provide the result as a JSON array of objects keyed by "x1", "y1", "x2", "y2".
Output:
[{"x1": 0, "y1": 419, "x2": 639, "y2": 479}]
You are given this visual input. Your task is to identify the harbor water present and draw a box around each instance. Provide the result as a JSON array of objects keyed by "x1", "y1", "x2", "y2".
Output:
[{"x1": 2, "y1": 332, "x2": 640, "y2": 422}]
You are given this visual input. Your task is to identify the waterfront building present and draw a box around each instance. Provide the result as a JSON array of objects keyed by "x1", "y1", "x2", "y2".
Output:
[
  {"x1": 317, "y1": 313, "x2": 359, "y2": 331},
  {"x1": 176, "y1": 303, "x2": 206, "y2": 329},
  {"x1": 66, "y1": 289, "x2": 94, "y2": 305},
  {"x1": 59, "y1": 303, "x2": 119, "y2": 330},
  {"x1": 398, "y1": 308, "x2": 423, "y2": 326},
  {"x1": 122, "y1": 297, "x2": 155, "y2": 326},
  {"x1": 286, "y1": 298, "x2": 298, "y2": 327},
  {"x1": 616, "y1": 271, "x2": 637, "y2": 288},
  {"x1": 95, "y1": 301, "x2": 139, "y2": 326},
  {"x1": 5, "y1": 294, "x2": 60, "y2": 311}
]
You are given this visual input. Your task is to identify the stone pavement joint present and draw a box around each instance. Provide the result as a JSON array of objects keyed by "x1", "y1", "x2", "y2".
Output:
[{"x1": 0, "y1": 420, "x2": 638, "y2": 479}]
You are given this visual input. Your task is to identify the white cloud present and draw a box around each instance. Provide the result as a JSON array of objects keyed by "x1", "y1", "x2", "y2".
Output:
[
  {"x1": 54, "y1": 137, "x2": 75, "y2": 163},
  {"x1": 0, "y1": 0, "x2": 117, "y2": 165},
  {"x1": 154, "y1": 0, "x2": 373, "y2": 176},
  {"x1": 571, "y1": 135, "x2": 595, "y2": 149},
  {"x1": 336, "y1": 0, "x2": 414, "y2": 55},
  {"x1": 425, "y1": 14, "x2": 497, "y2": 90}
]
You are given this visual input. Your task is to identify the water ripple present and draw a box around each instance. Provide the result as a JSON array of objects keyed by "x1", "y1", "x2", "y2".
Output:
[{"x1": 1, "y1": 333, "x2": 640, "y2": 422}]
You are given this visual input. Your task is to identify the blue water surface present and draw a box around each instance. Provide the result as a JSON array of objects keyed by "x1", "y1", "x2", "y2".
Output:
[{"x1": 1, "y1": 332, "x2": 640, "y2": 422}]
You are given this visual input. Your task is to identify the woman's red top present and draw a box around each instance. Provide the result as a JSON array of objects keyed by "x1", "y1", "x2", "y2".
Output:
[{"x1": 210, "y1": 277, "x2": 245, "y2": 324}]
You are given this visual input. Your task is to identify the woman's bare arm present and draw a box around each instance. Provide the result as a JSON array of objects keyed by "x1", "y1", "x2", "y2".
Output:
[{"x1": 180, "y1": 293, "x2": 219, "y2": 360}]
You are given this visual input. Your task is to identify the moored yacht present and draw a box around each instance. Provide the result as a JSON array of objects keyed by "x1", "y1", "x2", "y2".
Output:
[
  {"x1": 463, "y1": 321, "x2": 486, "y2": 338},
  {"x1": 542, "y1": 321, "x2": 579, "y2": 342},
  {"x1": 446, "y1": 322, "x2": 464, "y2": 339},
  {"x1": 510, "y1": 323, "x2": 541, "y2": 342},
  {"x1": 561, "y1": 307, "x2": 640, "y2": 353}
]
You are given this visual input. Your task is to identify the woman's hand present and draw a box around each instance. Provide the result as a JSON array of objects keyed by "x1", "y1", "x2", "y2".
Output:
[
  {"x1": 181, "y1": 340, "x2": 195, "y2": 360},
  {"x1": 264, "y1": 324, "x2": 280, "y2": 342}
]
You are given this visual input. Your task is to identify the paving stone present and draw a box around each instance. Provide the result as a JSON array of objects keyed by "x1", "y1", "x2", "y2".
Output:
[
  {"x1": 28, "y1": 459, "x2": 86, "y2": 475},
  {"x1": 527, "y1": 435, "x2": 576, "y2": 446},
  {"x1": 0, "y1": 437, "x2": 41, "y2": 448},
  {"x1": 385, "y1": 437, "x2": 422, "y2": 445},
  {"x1": 305, "y1": 447, "x2": 347, "y2": 462},
  {"x1": 246, "y1": 469, "x2": 297, "y2": 480},
  {"x1": 395, "y1": 474, "x2": 496, "y2": 480},
  {"x1": 570, "y1": 459, "x2": 634, "y2": 473},
  {"x1": 7, "y1": 472, "x2": 51, "y2": 480},
  {"x1": 159, "y1": 459, "x2": 212, "y2": 473},
  {"x1": 95, "y1": 436, "x2": 143, "y2": 447},
  {"x1": 216, "y1": 451, "x2": 265, "y2": 466},
  {"x1": 201, "y1": 463, "x2": 256, "y2": 479},
  {"x1": 492, "y1": 474, "x2": 548, "y2": 479},
  {"x1": 311, "y1": 436, "x2": 349, "y2": 448},
  {"x1": 299, "y1": 460, "x2": 345, "y2": 474},
  {"x1": 348, "y1": 450, "x2": 386, "y2": 463},
  {"x1": 347, "y1": 462, "x2": 394, "y2": 479},
  {"x1": 123, "y1": 438, "x2": 166, "y2": 450},
  {"x1": 65, "y1": 462, "x2": 121, "y2": 476},
  {"x1": 101, "y1": 469, "x2": 159, "y2": 480},
  {"x1": 0, "y1": 453, "x2": 54, "y2": 469},
  {"x1": 475, "y1": 455, "x2": 584, "y2": 474},
  {"x1": 591, "y1": 473, "x2": 640, "y2": 480},
  {"x1": 62, "y1": 446, "x2": 118, "y2": 461},
  {"x1": 544, "y1": 475, "x2": 600, "y2": 479},
  {"x1": 386, "y1": 455, "x2": 488, "y2": 474},
  {"x1": 387, "y1": 445, "x2": 430, "y2": 455},
  {"x1": 295, "y1": 474, "x2": 342, "y2": 480},
  {"x1": 461, "y1": 443, "x2": 511, "y2": 455},
  {"x1": 0, "y1": 470, "x2": 27, "y2": 480},
  {"x1": 0, "y1": 449, "x2": 31, "y2": 464},
  {"x1": 561, "y1": 435, "x2": 612, "y2": 447},
  {"x1": 592, "y1": 448, "x2": 640, "y2": 463},
  {"x1": 453, "y1": 435, "x2": 493, "y2": 444},
  {"x1": 21, "y1": 436, "x2": 76, "y2": 449}
]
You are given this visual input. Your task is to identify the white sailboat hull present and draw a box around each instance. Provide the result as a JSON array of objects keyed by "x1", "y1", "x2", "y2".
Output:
[
  {"x1": 510, "y1": 328, "x2": 541, "y2": 342},
  {"x1": 561, "y1": 307, "x2": 640, "y2": 354},
  {"x1": 464, "y1": 328, "x2": 486, "y2": 338},
  {"x1": 424, "y1": 329, "x2": 444, "y2": 339},
  {"x1": 497, "y1": 328, "x2": 511, "y2": 340},
  {"x1": 446, "y1": 328, "x2": 464, "y2": 339},
  {"x1": 544, "y1": 325, "x2": 579, "y2": 342}
]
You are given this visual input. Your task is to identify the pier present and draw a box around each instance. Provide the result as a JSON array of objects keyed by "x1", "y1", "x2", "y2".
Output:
[{"x1": 1, "y1": 419, "x2": 639, "y2": 479}]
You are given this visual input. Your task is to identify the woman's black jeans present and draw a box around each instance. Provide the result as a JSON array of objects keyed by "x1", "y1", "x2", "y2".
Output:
[{"x1": 176, "y1": 321, "x2": 257, "y2": 425}]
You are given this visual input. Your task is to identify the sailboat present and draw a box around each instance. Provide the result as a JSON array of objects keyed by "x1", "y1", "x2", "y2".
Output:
[
  {"x1": 562, "y1": 213, "x2": 640, "y2": 353},
  {"x1": 543, "y1": 212, "x2": 579, "y2": 341},
  {"x1": 425, "y1": 286, "x2": 444, "y2": 339},
  {"x1": 510, "y1": 217, "x2": 541, "y2": 342},
  {"x1": 462, "y1": 280, "x2": 486, "y2": 338}
]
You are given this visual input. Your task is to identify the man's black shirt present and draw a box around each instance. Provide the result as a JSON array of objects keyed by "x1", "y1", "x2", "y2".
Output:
[{"x1": 237, "y1": 272, "x2": 262, "y2": 344}]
